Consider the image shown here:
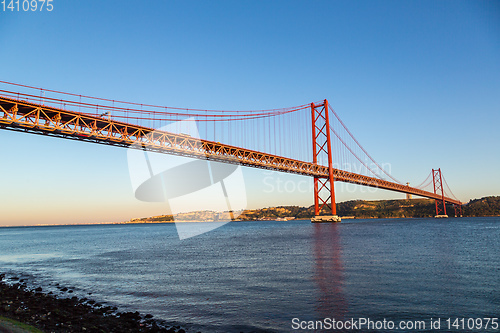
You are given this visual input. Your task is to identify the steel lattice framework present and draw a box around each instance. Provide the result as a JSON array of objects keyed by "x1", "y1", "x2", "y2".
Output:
[
  {"x1": 311, "y1": 100, "x2": 336, "y2": 216},
  {"x1": 0, "y1": 95, "x2": 462, "y2": 207},
  {"x1": 432, "y1": 168, "x2": 447, "y2": 216}
]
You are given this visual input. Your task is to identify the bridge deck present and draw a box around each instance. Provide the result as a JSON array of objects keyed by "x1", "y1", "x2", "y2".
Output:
[{"x1": 0, "y1": 96, "x2": 461, "y2": 206}]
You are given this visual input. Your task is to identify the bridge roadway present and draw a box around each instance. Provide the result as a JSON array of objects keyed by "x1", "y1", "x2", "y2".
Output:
[{"x1": 0, "y1": 95, "x2": 462, "y2": 206}]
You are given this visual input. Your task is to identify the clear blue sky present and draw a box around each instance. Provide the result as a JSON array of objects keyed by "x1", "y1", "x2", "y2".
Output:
[{"x1": 1, "y1": 0, "x2": 499, "y2": 226}]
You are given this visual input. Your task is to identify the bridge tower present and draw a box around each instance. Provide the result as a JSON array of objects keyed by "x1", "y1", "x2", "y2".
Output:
[
  {"x1": 310, "y1": 100, "x2": 340, "y2": 222},
  {"x1": 432, "y1": 168, "x2": 448, "y2": 218}
]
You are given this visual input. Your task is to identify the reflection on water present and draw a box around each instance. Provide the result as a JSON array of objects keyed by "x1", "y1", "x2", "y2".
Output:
[{"x1": 313, "y1": 223, "x2": 347, "y2": 321}]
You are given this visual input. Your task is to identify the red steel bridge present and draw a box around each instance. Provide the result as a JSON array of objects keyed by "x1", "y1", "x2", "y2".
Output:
[{"x1": 0, "y1": 81, "x2": 462, "y2": 218}]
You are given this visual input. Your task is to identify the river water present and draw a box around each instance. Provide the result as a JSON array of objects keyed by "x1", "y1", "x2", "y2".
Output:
[{"x1": 0, "y1": 217, "x2": 499, "y2": 332}]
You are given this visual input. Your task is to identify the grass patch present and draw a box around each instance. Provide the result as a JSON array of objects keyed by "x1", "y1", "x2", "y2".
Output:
[{"x1": 0, "y1": 316, "x2": 43, "y2": 333}]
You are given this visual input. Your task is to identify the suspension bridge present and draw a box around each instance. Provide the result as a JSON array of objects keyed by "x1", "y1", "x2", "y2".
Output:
[{"x1": 0, "y1": 81, "x2": 462, "y2": 220}]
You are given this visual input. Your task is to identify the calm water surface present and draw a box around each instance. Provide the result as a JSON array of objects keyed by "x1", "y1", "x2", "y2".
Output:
[{"x1": 0, "y1": 217, "x2": 499, "y2": 332}]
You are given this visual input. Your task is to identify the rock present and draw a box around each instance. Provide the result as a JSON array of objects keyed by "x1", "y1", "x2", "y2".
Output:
[{"x1": 0, "y1": 273, "x2": 189, "y2": 333}]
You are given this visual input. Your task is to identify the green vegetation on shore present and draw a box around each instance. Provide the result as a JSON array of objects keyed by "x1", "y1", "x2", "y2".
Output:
[
  {"x1": 125, "y1": 196, "x2": 500, "y2": 223},
  {"x1": 463, "y1": 196, "x2": 500, "y2": 216},
  {"x1": 0, "y1": 316, "x2": 43, "y2": 333}
]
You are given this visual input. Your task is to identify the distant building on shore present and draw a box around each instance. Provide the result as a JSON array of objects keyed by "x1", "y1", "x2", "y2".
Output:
[{"x1": 406, "y1": 182, "x2": 412, "y2": 200}]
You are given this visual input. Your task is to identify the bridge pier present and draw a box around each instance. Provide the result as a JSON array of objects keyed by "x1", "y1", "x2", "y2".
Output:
[
  {"x1": 311, "y1": 100, "x2": 340, "y2": 223},
  {"x1": 311, "y1": 215, "x2": 341, "y2": 223}
]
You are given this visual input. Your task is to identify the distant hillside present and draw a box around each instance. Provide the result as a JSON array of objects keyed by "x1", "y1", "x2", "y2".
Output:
[
  {"x1": 336, "y1": 198, "x2": 436, "y2": 218},
  {"x1": 125, "y1": 196, "x2": 500, "y2": 223},
  {"x1": 464, "y1": 196, "x2": 500, "y2": 216},
  {"x1": 241, "y1": 196, "x2": 500, "y2": 219},
  {"x1": 240, "y1": 198, "x2": 446, "y2": 219}
]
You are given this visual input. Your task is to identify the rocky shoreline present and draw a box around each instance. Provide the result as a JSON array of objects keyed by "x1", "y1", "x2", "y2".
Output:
[{"x1": 0, "y1": 273, "x2": 189, "y2": 333}]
